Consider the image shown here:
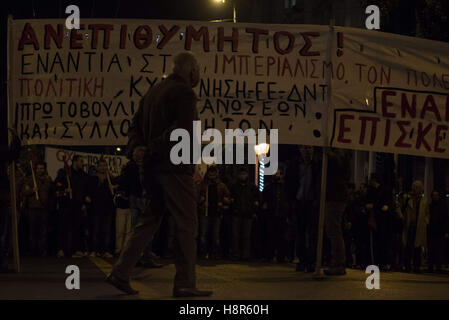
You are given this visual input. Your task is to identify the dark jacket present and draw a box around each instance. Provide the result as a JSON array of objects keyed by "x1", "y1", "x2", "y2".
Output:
[
  {"x1": 326, "y1": 149, "x2": 351, "y2": 202},
  {"x1": 70, "y1": 167, "x2": 91, "y2": 208},
  {"x1": 198, "y1": 178, "x2": 230, "y2": 217},
  {"x1": 21, "y1": 174, "x2": 53, "y2": 210},
  {"x1": 429, "y1": 199, "x2": 448, "y2": 235},
  {"x1": 0, "y1": 134, "x2": 21, "y2": 207},
  {"x1": 127, "y1": 74, "x2": 199, "y2": 175},
  {"x1": 262, "y1": 178, "x2": 289, "y2": 218},
  {"x1": 230, "y1": 180, "x2": 258, "y2": 218},
  {"x1": 90, "y1": 175, "x2": 114, "y2": 215},
  {"x1": 113, "y1": 161, "x2": 142, "y2": 197}
]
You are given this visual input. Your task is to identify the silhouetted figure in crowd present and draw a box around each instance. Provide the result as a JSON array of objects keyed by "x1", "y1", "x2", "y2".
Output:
[
  {"x1": 0, "y1": 129, "x2": 21, "y2": 272},
  {"x1": 68, "y1": 155, "x2": 92, "y2": 258},
  {"x1": 21, "y1": 161, "x2": 53, "y2": 256},
  {"x1": 90, "y1": 159, "x2": 115, "y2": 258},
  {"x1": 198, "y1": 166, "x2": 230, "y2": 260},
  {"x1": 324, "y1": 148, "x2": 351, "y2": 276},
  {"x1": 230, "y1": 167, "x2": 259, "y2": 261},
  {"x1": 261, "y1": 169, "x2": 290, "y2": 263},
  {"x1": 365, "y1": 173, "x2": 395, "y2": 271},
  {"x1": 400, "y1": 180, "x2": 429, "y2": 273},
  {"x1": 428, "y1": 190, "x2": 448, "y2": 273}
]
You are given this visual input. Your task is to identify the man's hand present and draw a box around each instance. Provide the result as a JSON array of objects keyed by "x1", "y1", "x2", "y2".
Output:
[
  {"x1": 85, "y1": 196, "x2": 92, "y2": 204},
  {"x1": 81, "y1": 204, "x2": 87, "y2": 212},
  {"x1": 366, "y1": 203, "x2": 374, "y2": 210},
  {"x1": 381, "y1": 205, "x2": 389, "y2": 212}
]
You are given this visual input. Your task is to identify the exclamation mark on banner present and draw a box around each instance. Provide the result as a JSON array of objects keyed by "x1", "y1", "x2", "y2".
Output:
[{"x1": 337, "y1": 32, "x2": 344, "y2": 57}]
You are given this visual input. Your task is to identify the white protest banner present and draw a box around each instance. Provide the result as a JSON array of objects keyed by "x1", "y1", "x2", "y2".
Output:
[
  {"x1": 9, "y1": 19, "x2": 330, "y2": 147},
  {"x1": 330, "y1": 26, "x2": 449, "y2": 158},
  {"x1": 45, "y1": 147, "x2": 128, "y2": 180},
  {"x1": 8, "y1": 19, "x2": 449, "y2": 158}
]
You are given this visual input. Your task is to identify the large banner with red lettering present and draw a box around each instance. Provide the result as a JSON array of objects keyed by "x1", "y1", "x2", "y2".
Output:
[
  {"x1": 8, "y1": 19, "x2": 449, "y2": 158},
  {"x1": 330, "y1": 27, "x2": 449, "y2": 158}
]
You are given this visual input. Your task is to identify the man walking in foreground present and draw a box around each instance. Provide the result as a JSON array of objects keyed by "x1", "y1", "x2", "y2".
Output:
[{"x1": 106, "y1": 52, "x2": 212, "y2": 298}]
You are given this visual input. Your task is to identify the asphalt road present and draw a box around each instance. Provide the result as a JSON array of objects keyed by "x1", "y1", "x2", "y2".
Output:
[{"x1": 1, "y1": 257, "x2": 449, "y2": 300}]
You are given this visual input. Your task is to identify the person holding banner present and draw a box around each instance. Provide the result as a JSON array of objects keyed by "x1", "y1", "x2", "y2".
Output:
[
  {"x1": 21, "y1": 161, "x2": 53, "y2": 256},
  {"x1": 0, "y1": 129, "x2": 21, "y2": 272},
  {"x1": 323, "y1": 148, "x2": 351, "y2": 276},
  {"x1": 69, "y1": 155, "x2": 92, "y2": 258},
  {"x1": 107, "y1": 52, "x2": 212, "y2": 297},
  {"x1": 90, "y1": 159, "x2": 115, "y2": 258}
]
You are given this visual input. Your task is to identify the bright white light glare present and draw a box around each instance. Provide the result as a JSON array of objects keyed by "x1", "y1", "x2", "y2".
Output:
[
  {"x1": 365, "y1": 98, "x2": 369, "y2": 106},
  {"x1": 214, "y1": 0, "x2": 226, "y2": 3},
  {"x1": 254, "y1": 143, "x2": 270, "y2": 156},
  {"x1": 116, "y1": 147, "x2": 121, "y2": 152}
]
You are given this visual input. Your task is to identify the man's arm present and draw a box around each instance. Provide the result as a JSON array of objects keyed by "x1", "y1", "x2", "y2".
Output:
[{"x1": 127, "y1": 98, "x2": 145, "y2": 159}]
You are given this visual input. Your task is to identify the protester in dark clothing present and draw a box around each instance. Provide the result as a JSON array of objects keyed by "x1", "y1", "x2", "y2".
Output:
[
  {"x1": 351, "y1": 184, "x2": 371, "y2": 269},
  {"x1": 0, "y1": 130, "x2": 21, "y2": 272},
  {"x1": 365, "y1": 173, "x2": 395, "y2": 270},
  {"x1": 324, "y1": 148, "x2": 351, "y2": 276},
  {"x1": 399, "y1": 180, "x2": 429, "y2": 273},
  {"x1": 428, "y1": 190, "x2": 448, "y2": 273},
  {"x1": 108, "y1": 52, "x2": 212, "y2": 297},
  {"x1": 68, "y1": 155, "x2": 92, "y2": 257},
  {"x1": 90, "y1": 159, "x2": 115, "y2": 258},
  {"x1": 291, "y1": 145, "x2": 321, "y2": 272},
  {"x1": 261, "y1": 169, "x2": 290, "y2": 263},
  {"x1": 197, "y1": 166, "x2": 230, "y2": 259},
  {"x1": 54, "y1": 168, "x2": 71, "y2": 258},
  {"x1": 343, "y1": 183, "x2": 357, "y2": 268},
  {"x1": 115, "y1": 154, "x2": 162, "y2": 268},
  {"x1": 230, "y1": 167, "x2": 259, "y2": 260},
  {"x1": 21, "y1": 161, "x2": 53, "y2": 256}
]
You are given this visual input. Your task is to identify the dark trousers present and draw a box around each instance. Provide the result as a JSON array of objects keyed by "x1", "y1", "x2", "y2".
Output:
[
  {"x1": 114, "y1": 173, "x2": 198, "y2": 289},
  {"x1": 27, "y1": 208, "x2": 48, "y2": 256},
  {"x1": 324, "y1": 201, "x2": 346, "y2": 268},
  {"x1": 91, "y1": 213, "x2": 113, "y2": 254},
  {"x1": 354, "y1": 223, "x2": 370, "y2": 268},
  {"x1": 58, "y1": 204, "x2": 85, "y2": 255},
  {"x1": 231, "y1": 216, "x2": 252, "y2": 259},
  {"x1": 403, "y1": 226, "x2": 421, "y2": 271},
  {"x1": 373, "y1": 212, "x2": 393, "y2": 267},
  {"x1": 428, "y1": 232, "x2": 445, "y2": 269},
  {"x1": 198, "y1": 215, "x2": 221, "y2": 257},
  {"x1": 258, "y1": 211, "x2": 275, "y2": 260},
  {"x1": 0, "y1": 206, "x2": 10, "y2": 267},
  {"x1": 296, "y1": 200, "x2": 319, "y2": 266}
]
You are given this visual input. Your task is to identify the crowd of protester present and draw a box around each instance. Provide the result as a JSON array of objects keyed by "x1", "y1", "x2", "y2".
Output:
[{"x1": 3, "y1": 145, "x2": 449, "y2": 274}]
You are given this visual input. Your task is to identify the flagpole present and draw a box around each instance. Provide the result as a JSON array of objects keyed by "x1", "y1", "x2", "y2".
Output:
[
  {"x1": 7, "y1": 15, "x2": 20, "y2": 273},
  {"x1": 314, "y1": 18, "x2": 334, "y2": 279}
]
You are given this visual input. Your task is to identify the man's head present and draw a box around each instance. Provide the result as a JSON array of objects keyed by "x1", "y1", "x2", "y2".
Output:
[
  {"x1": 173, "y1": 52, "x2": 200, "y2": 88},
  {"x1": 299, "y1": 145, "x2": 313, "y2": 162},
  {"x1": 96, "y1": 159, "x2": 108, "y2": 174},
  {"x1": 369, "y1": 173, "x2": 381, "y2": 187},
  {"x1": 431, "y1": 190, "x2": 440, "y2": 202},
  {"x1": 36, "y1": 161, "x2": 47, "y2": 177},
  {"x1": 207, "y1": 166, "x2": 218, "y2": 181},
  {"x1": 238, "y1": 167, "x2": 248, "y2": 182},
  {"x1": 411, "y1": 180, "x2": 424, "y2": 196},
  {"x1": 72, "y1": 155, "x2": 84, "y2": 170}
]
